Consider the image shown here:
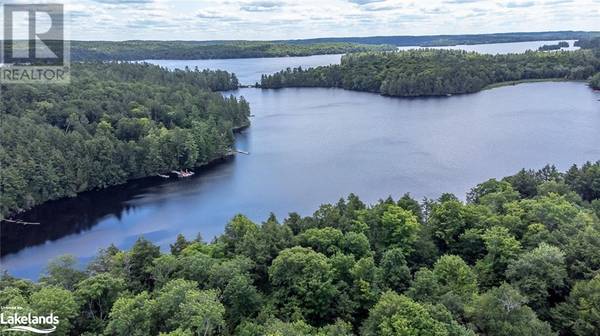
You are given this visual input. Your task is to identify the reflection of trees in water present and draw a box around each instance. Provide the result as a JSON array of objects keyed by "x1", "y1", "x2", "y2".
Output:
[
  {"x1": 0, "y1": 181, "x2": 145, "y2": 257},
  {"x1": 0, "y1": 157, "x2": 235, "y2": 257}
]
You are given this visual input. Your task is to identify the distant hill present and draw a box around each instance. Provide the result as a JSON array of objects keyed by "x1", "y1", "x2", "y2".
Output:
[
  {"x1": 279, "y1": 30, "x2": 600, "y2": 47},
  {"x1": 43, "y1": 31, "x2": 600, "y2": 61},
  {"x1": 69, "y1": 41, "x2": 395, "y2": 61}
]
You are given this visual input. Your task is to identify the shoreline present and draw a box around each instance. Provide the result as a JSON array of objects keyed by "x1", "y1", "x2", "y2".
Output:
[
  {"x1": 482, "y1": 78, "x2": 587, "y2": 90},
  {"x1": 1, "y1": 122, "x2": 251, "y2": 222},
  {"x1": 256, "y1": 78, "x2": 591, "y2": 98}
]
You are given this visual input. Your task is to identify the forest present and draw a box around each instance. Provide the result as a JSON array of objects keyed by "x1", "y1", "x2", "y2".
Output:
[
  {"x1": 1, "y1": 162, "x2": 599, "y2": 335},
  {"x1": 574, "y1": 37, "x2": 600, "y2": 49},
  {"x1": 70, "y1": 41, "x2": 394, "y2": 61},
  {"x1": 66, "y1": 33, "x2": 600, "y2": 62},
  {"x1": 284, "y1": 31, "x2": 599, "y2": 47},
  {"x1": 260, "y1": 49, "x2": 600, "y2": 96},
  {"x1": 0, "y1": 62, "x2": 250, "y2": 218},
  {"x1": 538, "y1": 41, "x2": 570, "y2": 51}
]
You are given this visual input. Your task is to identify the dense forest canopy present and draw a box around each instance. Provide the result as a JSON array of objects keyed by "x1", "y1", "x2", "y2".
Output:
[
  {"x1": 25, "y1": 32, "x2": 598, "y2": 61},
  {"x1": 68, "y1": 41, "x2": 395, "y2": 61},
  {"x1": 260, "y1": 49, "x2": 600, "y2": 96},
  {"x1": 0, "y1": 62, "x2": 250, "y2": 218},
  {"x1": 287, "y1": 31, "x2": 600, "y2": 47},
  {"x1": 574, "y1": 37, "x2": 600, "y2": 49},
  {"x1": 1, "y1": 162, "x2": 599, "y2": 335}
]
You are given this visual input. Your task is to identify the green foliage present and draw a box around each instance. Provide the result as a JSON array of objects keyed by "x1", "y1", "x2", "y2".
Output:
[
  {"x1": 433, "y1": 255, "x2": 478, "y2": 298},
  {"x1": 221, "y1": 274, "x2": 262, "y2": 331},
  {"x1": 427, "y1": 197, "x2": 486, "y2": 253},
  {"x1": 407, "y1": 255, "x2": 477, "y2": 317},
  {"x1": 575, "y1": 37, "x2": 600, "y2": 49},
  {"x1": 236, "y1": 319, "x2": 318, "y2": 336},
  {"x1": 221, "y1": 214, "x2": 260, "y2": 255},
  {"x1": 360, "y1": 203, "x2": 420, "y2": 255},
  {"x1": 565, "y1": 161, "x2": 600, "y2": 201},
  {"x1": 551, "y1": 274, "x2": 600, "y2": 336},
  {"x1": 361, "y1": 291, "x2": 448, "y2": 336},
  {"x1": 30, "y1": 286, "x2": 79, "y2": 336},
  {"x1": 69, "y1": 40, "x2": 395, "y2": 61},
  {"x1": 128, "y1": 237, "x2": 161, "y2": 291},
  {"x1": 505, "y1": 243, "x2": 567, "y2": 312},
  {"x1": 74, "y1": 273, "x2": 126, "y2": 333},
  {"x1": 538, "y1": 41, "x2": 570, "y2": 51},
  {"x1": 2, "y1": 164, "x2": 599, "y2": 335},
  {"x1": 475, "y1": 227, "x2": 522, "y2": 288},
  {"x1": 564, "y1": 225, "x2": 600, "y2": 280},
  {"x1": 591, "y1": 73, "x2": 600, "y2": 89},
  {"x1": 466, "y1": 283, "x2": 554, "y2": 336},
  {"x1": 39, "y1": 255, "x2": 86, "y2": 291},
  {"x1": 261, "y1": 49, "x2": 600, "y2": 96},
  {"x1": 268, "y1": 247, "x2": 338, "y2": 324},
  {"x1": 309, "y1": 31, "x2": 599, "y2": 47},
  {"x1": 171, "y1": 289, "x2": 225, "y2": 336},
  {"x1": 105, "y1": 291, "x2": 158, "y2": 336},
  {"x1": 0, "y1": 62, "x2": 250, "y2": 217},
  {"x1": 295, "y1": 227, "x2": 345, "y2": 256},
  {"x1": 170, "y1": 234, "x2": 191, "y2": 256},
  {"x1": 379, "y1": 248, "x2": 410, "y2": 292},
  {"x1": 467, "y1": 179, "x2": 520, "y2": 210},
  {"x1": 151, "y1": 254, "x2": 180, "y2": 289}
]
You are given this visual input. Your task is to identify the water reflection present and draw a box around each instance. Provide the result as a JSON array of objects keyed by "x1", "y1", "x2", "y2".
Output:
[{"x1": 0, "y1": 157, "x2": 235, "y2": 257}]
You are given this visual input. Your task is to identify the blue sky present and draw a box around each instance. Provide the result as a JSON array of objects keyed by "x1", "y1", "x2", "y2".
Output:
[{"x1": 2, "y1": 0, "x2": 600, "y2": 40}]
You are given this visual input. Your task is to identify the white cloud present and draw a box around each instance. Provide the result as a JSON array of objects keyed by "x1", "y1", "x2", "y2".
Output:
[
  {"x1": 502, "y1": 1, "x2": 537, "y2": 8},
  {"x1": 15, "y1": 0, "x2": 596, "y2": 40}
]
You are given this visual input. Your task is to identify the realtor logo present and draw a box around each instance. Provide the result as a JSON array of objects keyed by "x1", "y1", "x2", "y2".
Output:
[
  {"x1": 0, "y1": 306, "x2": 59, "y2": 334},
  {"x1": 1, "y1": 3, "x2": 70, "y2": 84}
]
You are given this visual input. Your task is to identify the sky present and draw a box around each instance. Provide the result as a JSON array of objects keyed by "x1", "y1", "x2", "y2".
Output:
[{"x1": 1, "y1": 0, "x2": 599, "y2": 41}]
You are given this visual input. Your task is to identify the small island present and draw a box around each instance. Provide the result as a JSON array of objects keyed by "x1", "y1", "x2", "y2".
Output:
[{"x1": 538, "y1": 41, "x2": 570, "y2": 51}]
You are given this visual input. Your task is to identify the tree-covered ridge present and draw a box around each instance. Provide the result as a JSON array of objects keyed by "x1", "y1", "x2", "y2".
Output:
[
  {"x1": 69, "y1": 41, "x2": 395, "y2": 61},
  {"x1": 0, "y1": 62, "x2": 250, "y2": 218},
  {"x1": 2, "y1": 162, "x2": 599, "y2": 336},
  {"x1": 281, "y1": 31, "x2": 600, "y2": 47},
  {"x1": 260, "y1": 49, "x2": 600, "y2": 97},
  {"x1": 574, "y1": 37, "x2": 600, "y2": 50}
]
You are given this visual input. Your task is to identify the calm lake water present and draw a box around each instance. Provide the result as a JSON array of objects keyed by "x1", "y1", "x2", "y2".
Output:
[
  {"x1": 397, "y1": 40, "x2": 579, "y2": 54},
  {"x1": 2, "y1": 44, "x2": 599, "y2": 279},
  {"x1": 148, "y1": 40, "x2": 579, "y2": 85},
  {"x1": 147, "y1": 54, "x2": 343, "y2": 85}
]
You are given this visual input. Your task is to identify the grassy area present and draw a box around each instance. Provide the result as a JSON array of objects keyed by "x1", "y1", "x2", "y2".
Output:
[{"x1": 482, "y1": 78, "x2": 587, "y2": 90}]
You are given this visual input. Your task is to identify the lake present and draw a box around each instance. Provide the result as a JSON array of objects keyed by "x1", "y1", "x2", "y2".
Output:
[
  {"x1": 397, "y1": 40, "x2": 579, "y2": 54},
  {"x1": 147, "y1": 40, "x2": 579, "y2": 85},
  {"x1": 146, "y1": 54, "x2": 343, "y2": 85},
  {"x1": 2, "y1": 45, "x2": 599, "y2": 279}
]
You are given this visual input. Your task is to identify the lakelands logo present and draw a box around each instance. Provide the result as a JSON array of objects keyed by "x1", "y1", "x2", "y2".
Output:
[
  {"x1": 0, "y1": 309, "x2": 59, "y2": 334},
  {"x1": 1, "y1": 3, "x2": 70, "y2": 84}
]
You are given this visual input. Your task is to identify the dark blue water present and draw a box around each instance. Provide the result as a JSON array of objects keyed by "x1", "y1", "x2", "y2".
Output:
[
  {"x1": 2, "y1": 48, "x2": 599, "y2": 279},
  {"x1": 2, "y1": 82, "x2": 599, "y2": 279}
]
